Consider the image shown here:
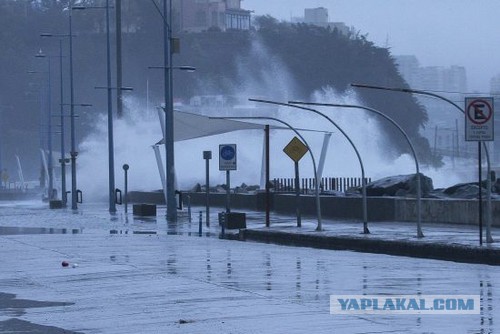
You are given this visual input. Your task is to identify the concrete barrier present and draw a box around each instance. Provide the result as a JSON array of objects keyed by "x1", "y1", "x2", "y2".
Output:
[
  {"x1": 240, "y1": 229, "x2": 500, "y2": 265},
  {"x1": 135, "y1": 191, "x2": 500, "y2": 226}
]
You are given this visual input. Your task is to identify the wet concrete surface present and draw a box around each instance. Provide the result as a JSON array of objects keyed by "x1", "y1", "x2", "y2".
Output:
[{"x1": 0, "y1": 200, "x2": 499, "y2": 333}]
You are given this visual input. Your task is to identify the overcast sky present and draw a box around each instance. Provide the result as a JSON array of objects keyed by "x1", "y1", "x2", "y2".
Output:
[{"x1": 244, "y1": 0, "x2": 500, "y2": 93}]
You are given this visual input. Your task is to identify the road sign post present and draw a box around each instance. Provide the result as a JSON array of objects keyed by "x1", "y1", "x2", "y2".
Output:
[
  {"x1": 203, "y1": 151, "x2": 212, "y2": 226},
  {"x1": 465, "y1": 97, "x2": 494, "y2": 245},
  {"x1": 284, "y1": 137, "x2": 309, "y2": 227},
  {"x1": 465, "y1": 97, "x2": 494, "y2": 142},
  {"x1": 219, "y1": 144, "x2": 237, "y2": 213}
]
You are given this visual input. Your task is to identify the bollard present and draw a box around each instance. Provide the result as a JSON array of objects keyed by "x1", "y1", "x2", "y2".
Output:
[
  {"x1": 115, "y1": 188, "x2": 122, "y2": 205},
  {"x1": 76, "y1": 190, "x2": 83, "y2": 204},
  {"x1": 187, "y1": 195, "x2": 192, "y2": 223},
  {"x1": 198, "y1": 211, "x2": 203, "y2": 236},
  {"x1": 123, "y1": 164, "x2": 129, "y2": 214}
]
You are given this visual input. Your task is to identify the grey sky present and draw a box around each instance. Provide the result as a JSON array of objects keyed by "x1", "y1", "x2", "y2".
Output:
[{"x1": 244, "y1": 0, "x2": 500, "y2": 93}]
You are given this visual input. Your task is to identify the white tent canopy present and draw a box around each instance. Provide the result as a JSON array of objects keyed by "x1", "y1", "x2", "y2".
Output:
[
  {"x1": 155, "y1": 110, "x2": 272, "y2": 144},
  {"x1": 153, "y1": 109, "x2": 332, "y2": 202}
]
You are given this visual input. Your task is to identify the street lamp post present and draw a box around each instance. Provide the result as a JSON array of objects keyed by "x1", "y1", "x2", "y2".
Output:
[
  {"x1": 73, "y1": 1, "x2": 117, "y2": 213},
  {"x1": 57, "y1": 40, "x2": 67, "y2": 206},
  {"x1": 293, "y1": 101, "x2": 424, "y2": 238},
  {"x1": 105, "y1": 0, "x2": 115, "y2": 213},
  {"x1": 351, "y1": 83, "x2": 493, "y2": 243},
  {"x1": 41, "y1": 26, "x2": 78, "y2": 208},
  {"x1": 36, "y1": 42, "x2": 68, "y2": 204},
  {"x1": 68, "y1": 8, "x2": 78, "y2": 210},
  {"x1": 251, "y1": 98, "x2": 370, "y2": 234},
  {"x1": 150, "y1": 0, "x2": 195, "y2": 221},
  {"x1": 148, "y1": 65, "x2": 194, "y2": 212},
  {"x1": 35, "y1": 51, "x2": 54, "y2": 201},
  {"x1": 164, "y1": 0, "x2": 176, "y2": 222}
]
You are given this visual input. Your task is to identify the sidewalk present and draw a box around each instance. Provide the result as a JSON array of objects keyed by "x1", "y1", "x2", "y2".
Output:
[{"x1": 224, "y1": 210, "x2": 500, "y2": 265}]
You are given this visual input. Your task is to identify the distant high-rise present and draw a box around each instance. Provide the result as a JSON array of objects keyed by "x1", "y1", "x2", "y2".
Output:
[
  {"x1": 298, "y1": 7, "x2": 350, "y2": 35},
  {"x1": 394, "y1": 55, "x2": 467, "y2": 93},
  {"x1": 490, "y1": 74, "x2": 500, "y2": 94},
  {"x1": 395, "y1": 55, "x2": 469, "y2": 160},
  {"x1": 176, "y1": 0, "x2": 251, "y2": 33},
  {"x1": 489, "y1": 74, "x2": 500, "y2": 163},
  {"x1": 393, "y1": 55, "x2": 420, "y2": 88},
  {"x1": 304, "y1": 7, "x2": 328, "y2": 25}
]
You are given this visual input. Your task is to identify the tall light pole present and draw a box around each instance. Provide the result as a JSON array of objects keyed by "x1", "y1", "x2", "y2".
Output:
[
  {"x1": 250, "y1": 98, "x2": 370, "y2": 234},
  {"x1": 292, "y1": 101, "x2": 424, "y2": 238},
  {"x1": 351, "y1": 83, "x2": 493, "y2": 243},
  {"x1": 105, "y1": 0, "x2": 116, "y2": 213},
  {"x1": 149, "y1": 0, "x2": 195, "y2": 221},
  {"x1": 74, "y1": 1, "x2": 117, "y2": 213},
  {"x1": 58, "y1": 39, "x2": 67, "y2": 206},
  {"x1": 34, "y1": 50, "x2": 54, "y2": 201},
  {"x1": 68, "y1": 6, "x2": 78, "y2": 210},
  {"x1": 41, "y1": 16, "x2": 78, "y2": 208},
  {"x1": 35, "y1": 42, "x2": 68, "y2": 204},
  {"x1": 26, "y1": 71, "x2": 47, "y2": 189},
  {"x1": 164, "y1": 0, "x2": 176, "y2": 222}
]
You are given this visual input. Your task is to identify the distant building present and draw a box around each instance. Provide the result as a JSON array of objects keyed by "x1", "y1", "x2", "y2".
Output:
[
  {"x1": 296, "y1": 7, "x2": 351, "y2": 35},
  {"x1": 490, "y1": 74, "x2": 500, "y2": 94},
  {"x1": 304, "y1": 7, "x2": 328, "y2": 25},
  {"x1": 177, "y1": 0, "x2": 252, "y2": 33},
  {"x1": 395, "y1": 56, "x2": 467, "y2": 93},
  {"x1": 395, "y1": 55, "x2": 470, "y2": 160},
  {"x1": 393, "y1": 55, "x2": 420, "y2": 88},
  {"x1": 490, "y1": 74, "x2": 500, "y2": 164}
]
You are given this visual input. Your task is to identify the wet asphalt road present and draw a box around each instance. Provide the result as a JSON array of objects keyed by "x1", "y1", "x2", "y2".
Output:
[{"x1": 0, "y1": 201, "x2": 498, "y2": 333}]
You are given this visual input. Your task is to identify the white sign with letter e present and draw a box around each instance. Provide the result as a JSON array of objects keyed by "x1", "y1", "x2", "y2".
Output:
[{"x1": 465, "y1": 97, "x2": 494, "y2": 141}]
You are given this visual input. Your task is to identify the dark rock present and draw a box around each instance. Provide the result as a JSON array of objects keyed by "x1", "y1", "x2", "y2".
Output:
[
  {"x1": 364, "y1": 173, "x2": 433, "y2": 197},
  {"x1": 191, "y1": 183, "x2": 202, "y2": 192},
  {"x1": 492, "y1": 178, "x2": 500, "y2": 193},
  {"x1": 443, "y1": 182, "x2": 488, "y2": 199},
  {"x1": 246, "y1": 185, "x2": 260, "y2": 192}
]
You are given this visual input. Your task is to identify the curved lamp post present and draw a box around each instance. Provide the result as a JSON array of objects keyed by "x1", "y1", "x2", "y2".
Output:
[
  {"x1": 351, "y1": 83, "x2": 493, "y2": 243},
  {"x1": 210, "y1": 115, "x2": 323, "y2": 231},
  {"x1": 292, "y1": 101, "x2": 424, "y2": 238},
  {"x1": 250, "y1": 98, "x2": 370, "y2": 234}
]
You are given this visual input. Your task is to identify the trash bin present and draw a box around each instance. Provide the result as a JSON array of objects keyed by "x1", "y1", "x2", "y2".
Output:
[
  {"x1": 133, "y1": 204, "x2": 157, "y2": 216},
  {"x1": 218, "y1": 212, "x2": 246, "y2": 229}
]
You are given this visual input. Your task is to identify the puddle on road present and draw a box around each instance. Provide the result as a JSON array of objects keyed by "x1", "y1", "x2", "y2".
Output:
[
  {"x1": 0, "y1": 292, "x2": 73, "y2": 317},
  {"x1": 0, "y1": 226, "x2": 81, "y2": 236}
]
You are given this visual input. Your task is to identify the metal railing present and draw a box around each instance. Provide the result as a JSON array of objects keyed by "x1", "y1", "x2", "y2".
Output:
[{"x1": 273, "y1": 177, "x2": 371, "y2": 193}]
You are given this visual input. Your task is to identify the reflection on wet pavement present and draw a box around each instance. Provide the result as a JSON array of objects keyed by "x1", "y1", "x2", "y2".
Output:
[
  {"x1": 0, "y1": 226, "x2": 81, "y2": 235},
  {"x1": 0, "y1": 292, "x2": 72, "y2": 318}
]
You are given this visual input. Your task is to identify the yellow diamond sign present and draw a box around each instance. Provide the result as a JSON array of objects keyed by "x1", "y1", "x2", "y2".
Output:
[{"x1": 283, "y1": 136, "x2": 308, "y2": 162}]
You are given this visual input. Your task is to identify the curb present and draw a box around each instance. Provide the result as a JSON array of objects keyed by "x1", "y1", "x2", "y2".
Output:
[{"x1": 236, "y1": 229, "x2": 500, "y2": 266}]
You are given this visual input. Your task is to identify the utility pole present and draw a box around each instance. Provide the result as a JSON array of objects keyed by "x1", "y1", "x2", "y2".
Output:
[{"x1": 116, "y1": 0, "x2": 123, "y2": 118}]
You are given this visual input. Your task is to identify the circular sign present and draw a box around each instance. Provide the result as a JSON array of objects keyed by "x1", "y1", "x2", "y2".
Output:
[
  {"x1": 122, "y1": 164, "x2": 129, "y2": 171},
  {"x1": 220, "y1": 145, "x2": 235, "y2": 160},
  {"x1": 467, "y1": 99, "x2": 493, "y2": 125}
]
